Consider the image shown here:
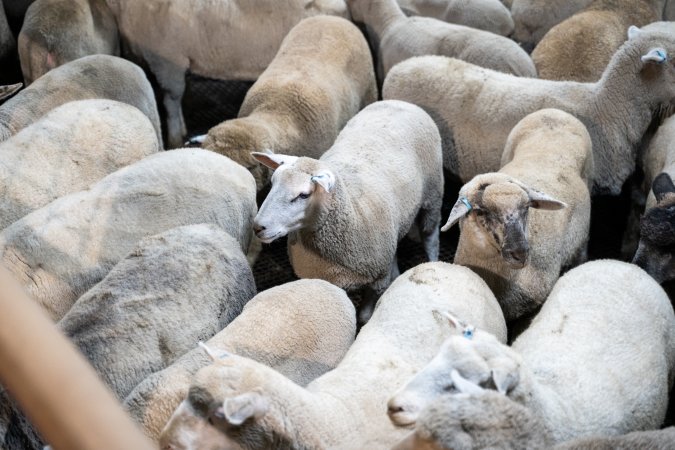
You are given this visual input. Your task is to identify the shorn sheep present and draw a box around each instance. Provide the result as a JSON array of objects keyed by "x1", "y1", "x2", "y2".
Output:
[
  {"x1": 383, "y1": 25, "x2": 675, "y2": 195},
  {"x1": 442, "y1": 109, "x2": 592, "y2": 322},
  {"x1": 251, "y1": 100, "x2": 443, "y2": 323},
  {"x1": 348, "y1": 0, "x2": 535, "y2": 82},
  {"x1": 18, "y1": 0, "x2": 119, "y2": 84},
  {"x1": 159, "y1": 262, "x2": 508, "y2": 450},
  {"x1": 0, "y1": 149, "x2": 256, "y2": 321},
  {"x1": 0, "y1": 99, "x2": 159, "y2": 229},
  {"x1": 0, "y1": 54, "x2": 162, "y2": 145},
  {"x1": 125, "y1": 278, "x2": 356, "y2": 441},
  {"x1": 196, "y1": 15, "x2": 377, "y2": 191},
  {"x1": 105, "y1": 0, "x2": 349, "y2": 147},
  {"x1": 388, "y1": 260, "x2": 675, "y2": 444}
]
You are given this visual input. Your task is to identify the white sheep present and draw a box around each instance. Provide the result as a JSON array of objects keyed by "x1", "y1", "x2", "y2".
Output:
[
  {"x1": 441, "y1": 109, "x2": 592, "y2": 322},
  {"x1": 396, "y1": 0, "x2": 514, "y2": 36},
  {"x1": 196, "y1": 15, "x2": 377, "y2": 191},
  {"x1": 124, "y1": 278, "x2": 357, "y2": 441},
  {"x1": 105, "y1": 0, "x2": 349, "y2": 148},
  {"x1": 388, "y1": 260, "x2": 675, "y2": 444},
  {"x1": 18, "y1": 0, "x2": 119, "y2": 84},
  {"x1": 159, "y1": 262, "x2": 508, "y2": 450},
  {"x1": 0, "y1": 99, "x2": 159, "y2": 230},
  {"x1": 0, "y1": 54, "x2": 162, "y2": 146},
  {"x1": 510, "y1": 0, "x2": 592, "y2": 50},
  {"x1": 531, "y1": 1, "x2": 665, "y2": 82},
  {"x1": 348, "y1": 0, "x2": 535, "y2": 82},
  {"x1": 251, "y1": 100, "x2": 444, "y2": 324},
  {"x1": 0, "y1": 149, "x2": 257, "y2": 321},
  {"x1": 383, "y1": 26, "x2": 675, "y2": 195}
]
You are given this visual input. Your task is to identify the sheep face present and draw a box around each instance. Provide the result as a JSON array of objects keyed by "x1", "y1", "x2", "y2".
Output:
[
  {"x1": 633, "y1": 173, "x2": 675, "y2": 283},
  {"x1": 442, "y1": 175, "x2": 565, "y2": 269},
  {"x1": 252, "y1": 153, "x2": 333, "y2": 243},
  {"x1": 387, "y1": 327, "x2": 520, "y2": 427}
]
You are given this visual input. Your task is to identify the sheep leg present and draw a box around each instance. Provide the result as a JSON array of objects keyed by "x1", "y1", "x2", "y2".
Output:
[
  {"x1": 417, "y1": 206, "x2": 441, "y2": 261},
  {"x1": 357, "y1": 270, "x2": 393, "y2": 326},
  {"x1": 147, "y1": 55, "x2": 188, "y2": 148}
]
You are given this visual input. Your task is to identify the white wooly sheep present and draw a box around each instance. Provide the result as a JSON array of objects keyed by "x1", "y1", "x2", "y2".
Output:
[
  {"x1": 105, "y1": 0, "x2": 349, "y2": 148},
  {"x1": 158, "y1": 262, "x2": 508, "y2": 450},
  {"x1": 383, "y1": 27, "x2": 675, "y2": 195},
  {"x1": 196, "y1": 15, "x2": 377, "y2": 191},
  {"x1": 0, "y1": 224, "x2": 257, "y2": 450},
  {"x1": 441, "y1": 109, "x2": 593, "y2": 322},
  {"x1": 0, "y1": 149, "x2": 256, "y2": 321},
  {"x1": 0, "y1": 54, "x2": 162, "y2": 146},
  {"x1": 0, "y1": 99, "x2": 159, "y2": 230},
  {"x1": 555, "y1": 427, "x2": 675, "y2": 450},
  {"x1": 348, "y1": 0, "x2": 535, "y2": 82},
  {"x1": 0, "y1": 1, "x2": 14, "y2": 62},
  {"x1": 124, "y1": 279, "x2": 357, "y2": 442},
  {"x1": 396, "y1": 0, "x2": 514, "y2": 36},
  {"x1": 251, "y1": 100, "x2": 443, "y2": 323},
  {"x1": 510, "y1": 0, "x2": 592, "y2": 50},
  {"x1": 388, "y1": 260, "x2": 675, "y2": 444},
  {"x1": 18, "y1": 0, "x2": 119, "y2": 84},
  {"x1": 531, "y1": 1, "x2": 665, "y2": 82}
]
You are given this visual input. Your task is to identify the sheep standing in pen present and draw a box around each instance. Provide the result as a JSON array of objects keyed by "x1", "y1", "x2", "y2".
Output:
[
  {"x1": 387, "y1": 260, "x2": 675, "y2": 444},
  {"x1": 0, "y1": 99, "x2": 159, "y2": 230},
  {"x1": 0, "y1": 149, "x2": 256, "y2": 321},
  {"x1": 441, "y1": 109, "x2": 592, "y2": 322},
  {"x1": 396, "y1": 0, "x2": 514, "y2": 36},
  {"x1": 510, "y1": 0, "x2": 592, "y2": 50},
  {"x1": 18, "y1": 0, "x2": 119, "y2": 84},
  {"x1": 159, "y1": 262, "x2": 508, "y2": 450},
  {"x1": 383, "y1": 26, "x2": 675, "y2": 195},
  {"x1": 251, "y1": 100, "x2": 443, "y2": 323},
  {"x1": 348, "y1": 0, "x2": 535, "y2": 82},
  {"x1": 124, "y1": 279, "x2": 357, "y2": 441},
  {"x1": 0, "y1": 54, "x2": 162, "y2": 145},
  {"x1": 194, "y1": 15, "x2": 377, "y2": 191},
  {"x1": 531, "y1": 0, "x2": 665, "y2": 82},
  {"x1": 105, "y1": 0, "x2": 349, "y2": 148},
  {"x1": 0, "y1": 224, "x2": 257, "y2": 450}
]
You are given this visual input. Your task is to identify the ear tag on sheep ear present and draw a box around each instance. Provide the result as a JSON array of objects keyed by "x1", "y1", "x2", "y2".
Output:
[
  {"x1": 198, "y1": 341, "x2": 229, "y2": 361},
  {"x1": 441, "y1": 197, "x2": 473, "y2": 231},
  {"x1": 462, "y1": 325, "x2": 476, "y2": 340},
  {"x1": 459, "y1": 197, "x2": 472, "y2": 211},
  {"x1": 642, "y1": 48, "x2": 667, "y2": 64}
]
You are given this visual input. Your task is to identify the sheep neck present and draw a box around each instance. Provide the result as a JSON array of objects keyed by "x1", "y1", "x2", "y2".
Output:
[{"x1": 358, "y1": 0, "x2": 406, "y2": 38}]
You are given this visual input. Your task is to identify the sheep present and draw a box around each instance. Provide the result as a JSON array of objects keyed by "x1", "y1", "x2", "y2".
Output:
[
  {"x1": 251, "y1": 100, "x2": 444, "y2": 324},
  {"x1": 196, "y1": 15, "x2": 377, "y2": 191},
  {"x1": 0, "y1": 1, "x2": 14, "y2": 63},
  {"x1": 105, "y1": 0, "x2": 349, "y2": 148},
  {"x1": 531, "y1": 1, "x2": 665, "y2": 82},
  {"x1": 441, "y1": 109, "x2": 592, "y2": 322},
  {"x1": 0, "y1": 54, "x2": 162, "y2": 145},
  {"x1": 387, "y1": 260, "x2": 675, "y2": 444},
  {"x1": 159, "y1": 262, "x2": 508, "y2": 450},
  {"x1": 383, "y1": 26, "x2": 675, "y2": 196},
  {"x1": 555, "y1": 427, "x2": 675, "y2": 449},
  {"x1": 124, "y1": 278, "x2": 357, "y2": 441},
  {"x1": 0, "y1": 99, "x2": 159, "y2": 230},
  {"x1": 510, "y1": 0, "x2": 592, "y2": 50},
  {"x1": 396, "y1": 0, "x2": 514, "y2": 36},
  {"x1": 18, "y1": 0, "x2": 119, "y2": 84},
  {"x1": 348, "y1": 0, "x2": 535, "y2": 82},
  {"x1": 0, "y1": 148, "x2": 257, "y2": 321},
  {"x1": 0, "y1": 224, "x2": 257, "y2": 450}
]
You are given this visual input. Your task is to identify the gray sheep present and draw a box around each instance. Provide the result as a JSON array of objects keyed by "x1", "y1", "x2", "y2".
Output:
[
  {"x1": 0, "y1": 149, "x2": 257, "y2": 321},
  {"x1": 18, "y1": 0, "x2": 119, "y2": 84},
  {"x1": 252, "y1": 100, "x2": 443, "y2": 324}
]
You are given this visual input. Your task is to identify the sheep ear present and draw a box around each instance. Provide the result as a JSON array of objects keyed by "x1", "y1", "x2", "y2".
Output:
[
  {"x1": 641, "y1": 48, "x2": 668, "y2": 64},
  {"x1": 451, "y1": 370, "x2": 485, "y2": 395},
  {"x1": 441, "y1": 197, "x2": 472, "y2": 231},
  {"x1": 251, "y1": 152, "x2": 297, "y2": 170},
  {"x1": 627, "y1": 25, "x2": 641, "y2": 40},
  {"x1": 491, "y1": 368, "x2": 518, "y2": 395},
  {"x1": 526, "y1": 188, "x2": 566, "y2": 210},
  {"x1": 653, "y1": 172, "x2": 675, "y2": 202},
  {"x1": 0, "y1": 83, "x2": 22, "y2": 101},
  {"x1": 223, "y1": 393, "x2": 270, "y2": 426},
  {"x1": 198, "y1": 341, "x2": 229, "y2": 361},
  {"x1": 311, "y1": 170, "x2": 335, "y2": 193},
  {"x1": 432, "y1": 309, "x2": 462, "y2": 329}
]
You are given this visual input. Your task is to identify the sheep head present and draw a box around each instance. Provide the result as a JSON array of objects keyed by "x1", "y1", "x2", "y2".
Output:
[
  {"x1": 626, "y1": 25, "x2": 675, "y2": 106},
  {"x1": 387, "y1": 311, "x2": 522, "y2": 427},
  {"x1": 252, "y1": 153, "x2": 334, "y2": 243},
  {"x1": 633, "y1": 173, "x2": 675, "y2": 283},
  {"x1": 442, "y1": 174, "x2": 566, "y2": 268}
]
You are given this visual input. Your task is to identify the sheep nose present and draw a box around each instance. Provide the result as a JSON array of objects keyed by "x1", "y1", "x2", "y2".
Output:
[
  {"x1": 508, "y1": 249, "x2": 527, "y2": 263},
  {"x1": 253, "y1": 224, "x2": 266, "y2": 235}
]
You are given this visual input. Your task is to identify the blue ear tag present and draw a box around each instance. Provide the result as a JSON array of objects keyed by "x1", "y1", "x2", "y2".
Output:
[
  {"x1": 463, "y1": 326, "x2": 475, "y2": 340},
  {"x1": 459, "y1": 197, "x2": 473, "y2": 212},
  {"x1": 657, "y1": 49, "x2": 667, "y2": 63}
]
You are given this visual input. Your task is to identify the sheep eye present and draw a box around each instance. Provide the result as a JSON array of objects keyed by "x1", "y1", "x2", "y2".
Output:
[{"x1": 292, "y1": 192, "x2": 311, "y2": 202}]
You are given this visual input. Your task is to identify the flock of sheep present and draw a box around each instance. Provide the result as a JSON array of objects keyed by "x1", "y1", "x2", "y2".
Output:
[{"x1": 1, "y1": 0, "x2": 675, "y2": 449}]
